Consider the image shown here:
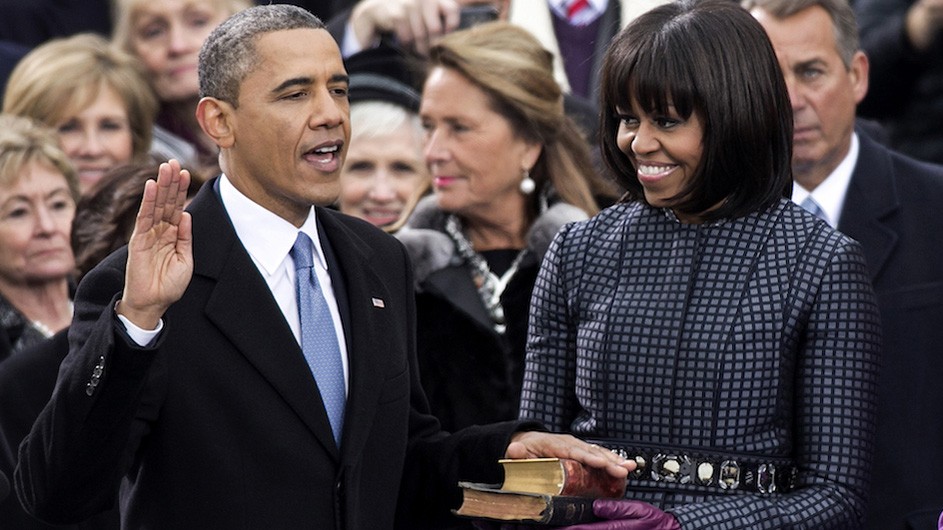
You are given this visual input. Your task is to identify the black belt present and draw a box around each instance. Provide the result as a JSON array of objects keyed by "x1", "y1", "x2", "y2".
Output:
[{"x1": 586, "y1": 439, "x2": 797, "y2": 494}]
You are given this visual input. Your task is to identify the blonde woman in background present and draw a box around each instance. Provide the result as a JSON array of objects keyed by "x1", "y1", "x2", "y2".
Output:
[
  {"x1": 111, "y1": 0, "x2": 251, "y2": 168},
  {"x1": 397, "y1": 21, "x2": 615, "y2": 436},
  {"x1": 3, "y1": 33, "x2": 156, "y2": 194},
  {"x1": 0, "y1": 115, "x2": 78, "y2": 364}
]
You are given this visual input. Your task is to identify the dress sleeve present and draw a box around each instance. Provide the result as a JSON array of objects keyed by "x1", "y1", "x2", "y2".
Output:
[
  {"x1": 518, "y1": 223, "x2": 582, "y2": 432},
  {"x1": 671, "y1": 236, "x2": 882, "y2": 529}
]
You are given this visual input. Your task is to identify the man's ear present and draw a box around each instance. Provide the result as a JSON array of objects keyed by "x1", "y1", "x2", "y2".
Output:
[
  {"x1": 849, "y1": 50, "x2": 869, "y2": 105},
  {"x1": 196, "y1": 97, "x2": 235, "y2": 149}
]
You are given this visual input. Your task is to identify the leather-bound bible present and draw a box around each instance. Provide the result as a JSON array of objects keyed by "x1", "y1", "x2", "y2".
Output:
[{"x1": 454, "y1": 458, "x2": 627, "y2": 525}]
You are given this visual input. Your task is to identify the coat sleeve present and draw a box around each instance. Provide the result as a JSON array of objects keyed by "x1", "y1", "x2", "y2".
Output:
[
  {"x1": 393, "y1": 235, "x2": 541, "y2": 529},
  {"x1": 518, "y1": 223, "x2": 582, "y2": 432},
  {"x1": 14, "y1": 249, "x2": 166, "y2": 524}
]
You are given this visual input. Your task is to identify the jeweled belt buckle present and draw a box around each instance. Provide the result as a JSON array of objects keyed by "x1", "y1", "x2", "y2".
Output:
[
  {"x1": 718, "y1": 460, "x2": 740, "y2": 490},
  {"x1": 651, "y1": 454, "x2": 694, "y2": 484}
]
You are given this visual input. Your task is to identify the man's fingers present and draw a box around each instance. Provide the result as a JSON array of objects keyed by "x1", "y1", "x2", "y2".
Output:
[
  {"x1": 134, "y1": 160, "x2": 190, "y2": 239},
  {"x1": 159, "y1": 160, "x2": 183, "y2": 223},
  {"x1": 393, "y1": 11, "x2": 417, "y2": 49},
  {"x1": 169, "y1": 169, "x2": 191, "y2": 225},
  {"x1": 575, "y1": 442, "x2": 634, "y2": 476},
  {"x1": 505, "y1": 433, "x2": 634, "y2": 477},
  {"x1": 176, "y1": 211, "x2": 193, "y2": 256},
  {"x1": 409, "y1": 9, "x2": 431, "y2": 55},
  {"x1": 135, "y1": 178, "x2": 159, "y2": 236},
  {"x1": 152, "y1": 161, "x2": 175, "y2": 223},
  {"x1": 439, "y1": 0, "x2": 461, "y2": 32},
  {"x1": 419, "y1": 0, "x2": 445, "y2": 37}
]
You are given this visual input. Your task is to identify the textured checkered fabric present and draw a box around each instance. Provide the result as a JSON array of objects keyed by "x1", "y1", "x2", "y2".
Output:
[{"x1": 520, "y1": 198, "x2": 882, "y2": 529}]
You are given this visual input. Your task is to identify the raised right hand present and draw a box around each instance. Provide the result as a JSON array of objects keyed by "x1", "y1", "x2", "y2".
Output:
[{"x1": 116, "y1": 160, "x2": 193, "y2": 330}]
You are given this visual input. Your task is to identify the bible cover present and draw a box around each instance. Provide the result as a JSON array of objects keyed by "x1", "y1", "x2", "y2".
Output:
[
  {"x1": 498, "y1": 457, "x2": 627, "y2": 498},
  {"x1": 453, "y1": 481, "x2": 598, "y2": 525},
  {"x1": 454, "y1": 458, "x2": 626, "y2": 525}
]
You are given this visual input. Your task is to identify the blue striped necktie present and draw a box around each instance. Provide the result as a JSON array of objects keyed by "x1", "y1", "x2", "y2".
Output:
[
  {"x1": 800, "y1": 196, "x2": 827, "y2": 222},
  {"x1": 290, "y1": 232, "x2": 345, "y2": 446}
]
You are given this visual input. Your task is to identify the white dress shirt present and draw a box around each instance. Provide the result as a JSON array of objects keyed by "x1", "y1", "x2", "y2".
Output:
[
  {"x1": 791, "y1": 132, "x2": 859, "y2": 229},
  {"x1": 119, "y1": 175, "x2": 350, "y2": 391}
]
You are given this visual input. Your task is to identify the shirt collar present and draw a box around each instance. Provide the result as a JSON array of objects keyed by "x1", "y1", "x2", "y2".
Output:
[
  {"x1": 218, "y1": 174, "x2": 328, "y2": 277},
  {"x1": 791, "y1": 132, "x2": 858, "y2": 228},
  {"x1": 550, "y1": 0, "x2": 609, "y2": 18}
]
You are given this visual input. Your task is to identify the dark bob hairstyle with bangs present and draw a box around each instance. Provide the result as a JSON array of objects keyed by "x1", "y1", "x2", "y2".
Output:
[{"x1": 599, "y1": 0, "x2": 793, "y2": 221}]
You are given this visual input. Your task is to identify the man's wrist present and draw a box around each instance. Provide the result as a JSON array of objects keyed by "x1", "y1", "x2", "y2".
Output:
[
  {"x1": 115, "y1": 299, "x2": 162, "y2": 332},
  {"x1": 115, "y1": 300, "x2": 163, "y2": 347}
]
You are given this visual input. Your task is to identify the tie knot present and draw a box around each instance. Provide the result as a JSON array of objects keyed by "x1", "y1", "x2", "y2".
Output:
[
  {"x1": 566, "y1": 0, "x2": 591, "y2": 22},
  {"x1": 290, "y1": 231, "x2": 314, "y2": 270},
  {"x1": 799, "y1": 196, "x2": 827, "y2": 222}
]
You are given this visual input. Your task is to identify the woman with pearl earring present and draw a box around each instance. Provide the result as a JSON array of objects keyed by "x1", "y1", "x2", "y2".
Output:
[
  {"x1": 396, "y1": 22, "x2": 616, "y2": 434},
  {"x1": 519, "y1": 169, "x2": 536, "y2": 195}
]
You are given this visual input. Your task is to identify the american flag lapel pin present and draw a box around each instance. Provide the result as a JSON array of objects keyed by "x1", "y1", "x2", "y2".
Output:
[{"x1": 371, "y1": 297, "x2": 385, "y2": 308}]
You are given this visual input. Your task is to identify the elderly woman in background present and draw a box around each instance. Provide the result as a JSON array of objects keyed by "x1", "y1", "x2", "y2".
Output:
[
  {"x1": 3, "y1": 33, "x2": 157, "y2": 194},
  {"x1": 337, "y1": 49, "x2": 431, "y2": 232},
  {"x1": 397, "y1": 21, "x2": 614, "y2": 434},
  {"x1": 111, "y1": 0, "x2": 250, "y2": 168},
  {"x1": 0, "y1": 161, "x2": 203, "y2": 529},
  {"x1": 0, "y1": 115, "x2": 78, "y2": 363}
]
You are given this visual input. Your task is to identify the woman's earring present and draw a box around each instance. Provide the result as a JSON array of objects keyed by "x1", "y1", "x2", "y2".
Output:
[{"x1": 519, "y1": 169, "x2": 536, "y2": 195}]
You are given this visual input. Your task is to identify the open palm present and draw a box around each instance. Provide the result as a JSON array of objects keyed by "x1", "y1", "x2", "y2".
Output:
[{"x1": 118, "y1": 160, "x2": 194, "y2": 330}]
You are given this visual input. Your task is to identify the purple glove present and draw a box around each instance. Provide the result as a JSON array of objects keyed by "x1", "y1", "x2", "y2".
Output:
[
  {"x1": 472, "y1": 499, "x2": 680, "y2": 530},
  {"x1": 562, "y1": 499, "x2": 681, "y2": 530}
]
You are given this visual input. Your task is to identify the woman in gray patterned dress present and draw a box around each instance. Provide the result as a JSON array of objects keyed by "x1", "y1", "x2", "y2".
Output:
[{"x1": 518, "y1": 1, "x2": 882, "y2": 529}]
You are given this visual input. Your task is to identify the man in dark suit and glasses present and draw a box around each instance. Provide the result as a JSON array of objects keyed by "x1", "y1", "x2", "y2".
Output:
[
  {"x1": 13, "y1": 5, "x2": 631, "y2": 528},
  {"x1": 747, "y1": 0, "x2": 943, "y2": 527}
]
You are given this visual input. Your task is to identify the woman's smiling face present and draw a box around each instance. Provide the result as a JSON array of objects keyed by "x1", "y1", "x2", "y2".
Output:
[{"x1": 616, "y1": 97, "x2": 704, "y2": 218}]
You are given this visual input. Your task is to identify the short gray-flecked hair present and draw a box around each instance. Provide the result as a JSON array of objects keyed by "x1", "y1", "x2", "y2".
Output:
[
  {"x1": 742, "y1": 0, "x2": 859, "y2": 68},
  {"x1": 198, "y1": 4, "x2": 325, "y2": 106}
]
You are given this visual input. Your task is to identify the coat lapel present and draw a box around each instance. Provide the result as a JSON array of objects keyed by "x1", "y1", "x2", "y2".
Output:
[
  {"x1": 839, "y1": 129, "x2": 900, "y2": 283},
  {"x1": 188, "y1": 181, "x2": 340, "y2": 458}
]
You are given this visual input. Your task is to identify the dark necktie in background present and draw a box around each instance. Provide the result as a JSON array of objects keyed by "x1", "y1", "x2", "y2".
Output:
[{"x1": 291, "y1": 232, "x2": 346, "y2": 446}]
